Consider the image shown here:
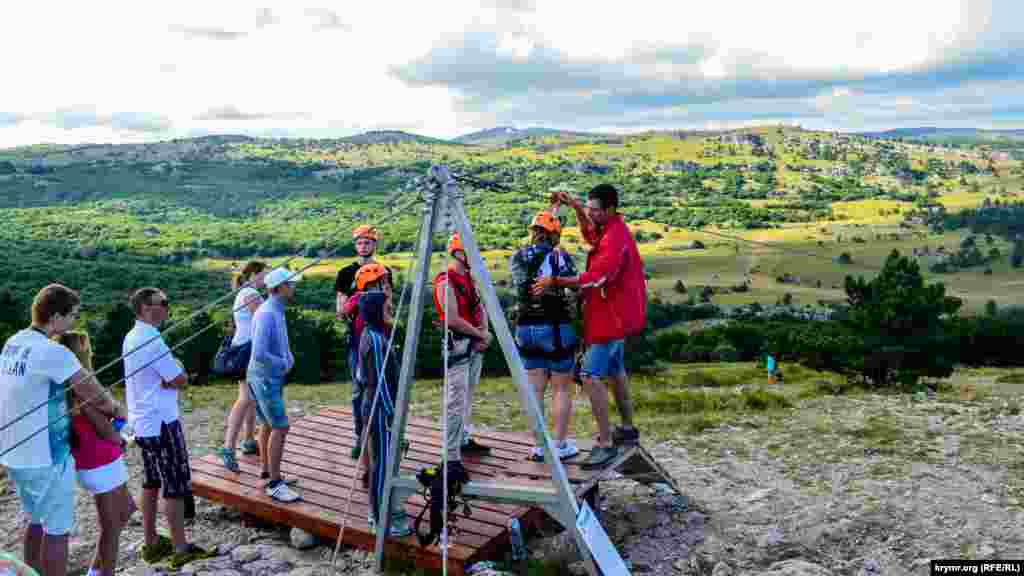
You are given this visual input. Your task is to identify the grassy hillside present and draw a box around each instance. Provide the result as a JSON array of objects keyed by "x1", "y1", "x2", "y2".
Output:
[{"x1": 2, "y1": 125, "x2": 1023, "y2": 315}]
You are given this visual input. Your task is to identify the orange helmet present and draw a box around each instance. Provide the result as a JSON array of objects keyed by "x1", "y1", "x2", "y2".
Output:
[
  {"x1": 447, "y1": 233, "x2": 464, "y2": 255},
  {"x1": 352, "y1": 225, "x2": 379, "y2": 242},
  {"x1": 355, "y1": 262, "x2": 388, "y2": 291},
  {"x1": 530, "y1": 211, "x2": 561, "y2": 235}
]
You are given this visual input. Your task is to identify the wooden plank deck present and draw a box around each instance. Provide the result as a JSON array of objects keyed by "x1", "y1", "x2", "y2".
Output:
[{"x1": 191, "y1": 406, "x2": 615, "y2": 576}]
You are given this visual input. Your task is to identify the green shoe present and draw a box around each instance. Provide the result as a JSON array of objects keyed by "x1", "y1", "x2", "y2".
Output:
[
  {"x1": 168, "y1": 544, "x2": 215, "y2": 570},
  {"x1": 350, "y1": 445, "x2": 361, "y2": 460},
  {"x1": 142, "y1": 535, "x2": 174, "y2": 564}
]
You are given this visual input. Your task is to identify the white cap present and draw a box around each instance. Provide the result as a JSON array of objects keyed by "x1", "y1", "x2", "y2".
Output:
[{"x1": 264, "y1": 267, "x2": 303, "y2": 289}]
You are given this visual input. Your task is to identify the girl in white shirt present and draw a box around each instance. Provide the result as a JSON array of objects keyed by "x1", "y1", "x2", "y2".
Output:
[{"x1": 220, "y1": 261, "x2": 267, "y2": 471}]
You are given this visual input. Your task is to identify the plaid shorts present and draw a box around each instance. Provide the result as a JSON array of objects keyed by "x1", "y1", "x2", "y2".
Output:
[{"x1": 135, "y1": 420, "x2": 192, "y2": 499}]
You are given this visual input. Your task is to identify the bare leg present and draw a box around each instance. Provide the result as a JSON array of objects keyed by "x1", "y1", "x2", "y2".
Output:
[
  {"x1": 244, "y1": 404, "x2": 257, "y2": 443},
  {"x1": 268, "y1": 427, "x2": 289, "y2": 481},
  {"x1": 40, "y1": 533, "x2": 69, "y2": 576},
  {"x1": 165, "y1": 497, "x2": 188, "y2": 553},
  {"x1": 23, "y1": 524, "x2": 43, "y2": 575},
  {"x1": 527, "y1": 368, "x2": 548, "y2": 429},
  {"x1": 223, "y1": 382, "x2": 254, "y2": 450},
  {"x1": 586, "y1": 377, "x2": 612, "y2": 447},
  {"x1": 608, "y1": 373, "x2": 634, "y2": 428},
  {"x1": 258, "y1": 425, "x2": 272, "y2": 476},
  {"x1": 93, "y1": 490, "x2": 123, "y2": 575},
  {"x1": 142, "y1": 488, "x2": 160, "y2": 548},
  {"x1": 550, "y1": 371, "x2": 574, "y2": 442}
]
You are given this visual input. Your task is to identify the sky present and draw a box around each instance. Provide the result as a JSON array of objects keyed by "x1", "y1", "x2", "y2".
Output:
[{"x1": 1, "y1": 0, "x2": 1021, "y2": 148}]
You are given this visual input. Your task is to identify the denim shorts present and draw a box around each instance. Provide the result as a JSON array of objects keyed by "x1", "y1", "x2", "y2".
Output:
[
  {"x1": 248, "y1": 375, "x2": 289, "y2": 429},
  {"x1": 8, "y1": 456, "x2": 76, "y2": 535},
  {"x1": 516, "y1": 323, "x2": 577, "y2": 374},
  {"x1": 581, "y1": 339, "x2": 626, "y2": 380}
]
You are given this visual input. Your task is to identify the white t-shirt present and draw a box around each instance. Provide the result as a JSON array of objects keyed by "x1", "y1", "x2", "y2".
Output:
[
  {"x1": 123, "y1": 320, "x2": 184, "y2": 439},
  {"x1": 0, "y1": 328, "x2": 82, "y2": 468},
  {"x1": 231, "y1": 287, "x2": 262, "y2": 346}
]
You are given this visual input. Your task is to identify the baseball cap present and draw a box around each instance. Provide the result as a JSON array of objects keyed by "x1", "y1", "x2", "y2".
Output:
[{"x1": 264, "y1": 267, "x2": 303, "y2": 289}]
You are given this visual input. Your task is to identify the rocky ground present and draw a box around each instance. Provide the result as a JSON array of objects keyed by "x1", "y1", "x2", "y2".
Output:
[{"x1": 2, "y1": 375, "x2": 1022, "y2": 576}]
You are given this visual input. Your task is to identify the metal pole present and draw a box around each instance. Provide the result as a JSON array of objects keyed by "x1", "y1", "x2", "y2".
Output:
[
  {"x1": 449, "y1": 182, "x2": 601, "y2": 576},
  {"x1": 374, "y1": 183, "x2": 440, "y2": 570}
]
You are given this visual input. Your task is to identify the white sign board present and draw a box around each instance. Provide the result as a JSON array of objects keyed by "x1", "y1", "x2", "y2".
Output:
[{"x1": 575, "y1": 501, "x2": 631, "y2": 576}]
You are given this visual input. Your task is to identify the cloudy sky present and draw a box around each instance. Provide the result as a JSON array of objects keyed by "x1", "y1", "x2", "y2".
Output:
[{"x1": 1, "y1": 0, "x2": 1021, "y2": 147}]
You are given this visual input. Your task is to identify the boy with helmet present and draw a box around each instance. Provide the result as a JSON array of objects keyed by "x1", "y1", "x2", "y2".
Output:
[
  {"x1": 351, "y1": 263, "x2": 412, "y2": 536},
  {"x1": 335, "y1": 225, "x2": 391, "y2": 467},
  {"x1": 433, "y1": 234, "x2": 493, "y2": 470},
  {"x1": 509, "y1": 210, "x2": 580, "y2": 462}
]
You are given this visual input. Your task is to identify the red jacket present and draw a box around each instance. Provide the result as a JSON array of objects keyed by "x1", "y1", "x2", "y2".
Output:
[{"x1": 578, "y1": 215, "x2": 647, "y2": 345}]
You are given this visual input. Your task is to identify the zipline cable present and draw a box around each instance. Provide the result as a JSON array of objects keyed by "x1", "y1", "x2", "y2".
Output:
[
  {"x1": 0, "y1": 194, "x2": 424, "y2": 461},
  {"x1": 0, "y1": 194, "x2": 406, "y2": 437}
]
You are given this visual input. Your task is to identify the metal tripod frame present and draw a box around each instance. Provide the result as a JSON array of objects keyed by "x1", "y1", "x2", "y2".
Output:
[{"x1": 373, "y1": 164, "x2": 606, "y2": 575}]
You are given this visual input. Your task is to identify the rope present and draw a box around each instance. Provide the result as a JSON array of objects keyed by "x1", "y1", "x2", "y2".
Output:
[
  {"x1": 331, "y1": 219, "x2": 421, "y2": 566},
  {"x1": 0, "y1": 194, "x2": 424, "y2": 462},
  {"x1": 441, "y1": 188, "x2": 452, "y2": 576},
  {"x1": 0, "y1": 190, "x2": 413, "y2": 437}
]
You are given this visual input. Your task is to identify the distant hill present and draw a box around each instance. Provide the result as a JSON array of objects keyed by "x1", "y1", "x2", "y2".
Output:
[
  {"x1": 858, "y1": 127, "x2": 1024, "y2": 143},
  {"x1": 454, "y1": 126, "x2": 604, "y2": 146},
  {"x1": 338, "y1": 130, "x2": 454, "y2": 146}
]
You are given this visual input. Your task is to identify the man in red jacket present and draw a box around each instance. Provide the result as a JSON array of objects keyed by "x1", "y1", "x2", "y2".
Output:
[{"x1": 533, "y1": 184, "x2": 647, "y2": 469}]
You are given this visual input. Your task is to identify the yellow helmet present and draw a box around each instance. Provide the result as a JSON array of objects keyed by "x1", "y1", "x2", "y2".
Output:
[
  {"x1": 355, "y1": 262, "x2": 388, "y2": 291},
  {"x1": 530, "y1": 211, "x2": 561, "y2": 235},
  {"x1": 352, "y1": 225, "x2": 379, "y2": 242}
]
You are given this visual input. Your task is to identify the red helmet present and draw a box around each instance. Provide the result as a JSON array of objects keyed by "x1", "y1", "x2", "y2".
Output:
[
  {"x1": 352, "y1": 225, "x2": 379, "y2": 242},
  {"x1": 355, "y1": 262, "x2": 388, "y2": 291},
  {"x1": 530, "y1": 211, "x2": 561, "y2": 235}
]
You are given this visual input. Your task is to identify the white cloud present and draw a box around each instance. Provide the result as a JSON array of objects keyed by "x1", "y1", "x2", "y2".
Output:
[{"x1": 0, "y1": 0, "x2": 1020, "y2": 147}]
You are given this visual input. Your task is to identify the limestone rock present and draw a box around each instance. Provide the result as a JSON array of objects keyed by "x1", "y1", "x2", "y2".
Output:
[
  {"x1": 755, "y1": 559, "x2": 832, "y2": 576},
  {"x1": 242, "y1": 558, "x2": 292, "y2": 576},
  {"x1": 712, "y1": 561, "x2": 734, "y2": 576},
  {"x1": 178, "y1": 556, "x2": 236, "y2": 574},
  {"x1": 230, "y1": 544, "x2": 270, "y2": 564},
  {"x1": 290, "y1": 527, "x2": 318, "y2": 550}
]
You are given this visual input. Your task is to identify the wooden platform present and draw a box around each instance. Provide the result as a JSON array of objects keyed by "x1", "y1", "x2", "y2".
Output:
[{"x1": 191, "y1": 406, "x2": 638, "y2": 576}]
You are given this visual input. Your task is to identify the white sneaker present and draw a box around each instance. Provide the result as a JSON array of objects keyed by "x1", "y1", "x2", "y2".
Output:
[
  {"x1": 557, "y1": 440, "x2": 580, "y2": 460},
  {"x1": 528, "y1": 446, "x2": 545, "y2": 462},
  {"x1": 266, "y1": 480, "x2": 301, "y2": 503}
]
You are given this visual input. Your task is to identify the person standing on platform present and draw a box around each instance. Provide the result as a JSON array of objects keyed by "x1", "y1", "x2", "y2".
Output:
[
  {"x1": 352, "y1": 263, "x2": 413, "y2": 537},
  {"x1": 220, "y1": 261, "x2": 267, "y2": 472},
  {"x1": 434, "y1": 234, "x2": 493, "y2": 471},
  {"x1": 336, "y1": 225, "x2": 391, "y2": 471},
  {"x1": 248, "y1": 268, "x2": 301, "y2": 503},
  {"x1": 535, "y1": 184, "x2": 647, "y2": 470},
  {"x1": 509, "y1": 210, "x2": 581, "y2": 462}
]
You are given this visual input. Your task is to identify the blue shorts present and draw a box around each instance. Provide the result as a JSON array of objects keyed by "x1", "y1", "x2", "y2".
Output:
[
  {"x1": 8, "y1": 456, "x2": 76, "y2": 535},
  {"x1": 248, "y1": 375, "x2": 289, "y2": 429},
  {"x1": 581, "y1": 339, "x2": 626, "y2": 380},
  {"x1": 516, "y1": 323, "x2": 577, "y2": 374}
]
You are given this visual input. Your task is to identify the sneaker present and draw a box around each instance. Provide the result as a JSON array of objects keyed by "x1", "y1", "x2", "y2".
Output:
[
  {"x1": 168, "y1": 544, "x2": 214, "y2": 570},
  {"x1": 240, "y1": 439, "x2": 259, "y2": 455},
  {"x1": 141, "y1": 535, "x2": 174, "y2": 564},
  {"x1": 527, "y1": 446, "x2": 545, "y2": 462},
  {"x1": 260, "y1": 472, "x2": 298, "y2": 485},
  {"x1": 580, "y1": 446, "x2": 619, "y2": 470},
  {"x1": 266, "y1": 480, "x2": 301, "y2": 503},
  {"x1": 557, "y1": 439, "x2": 580, "y2": 460},
  {"x1": 612, "y1": 426, "x2": 640, "y2": 447},
  {"x1": 462, "y1": 438, "x2": 491, "y2": 455},
  {"x1": 350, "y1": 445, "x2": 361, "y2": 460},
  {"x1": 219, "y1": 448, "x2": 240, "y2": 473}
]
